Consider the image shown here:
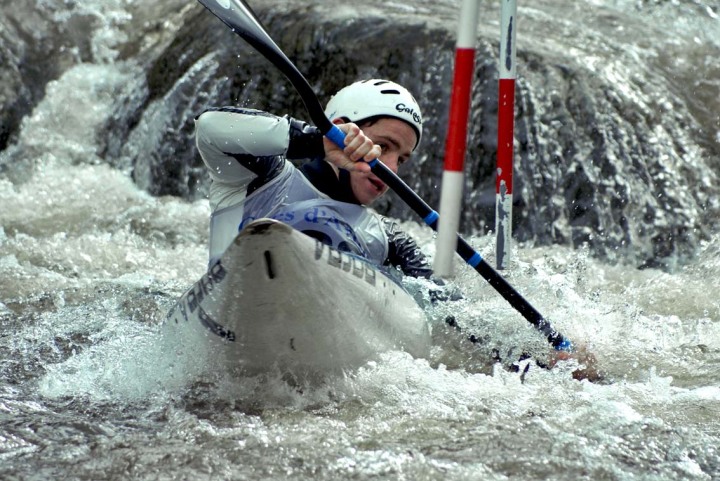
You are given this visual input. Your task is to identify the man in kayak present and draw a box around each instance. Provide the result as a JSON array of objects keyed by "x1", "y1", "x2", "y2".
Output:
[
  {"x1": 195, "y1": 78, "x2": 601, "y2": 381},
  {"x1": 195, "y1": 78, "x2": 436, "y2": 280}
]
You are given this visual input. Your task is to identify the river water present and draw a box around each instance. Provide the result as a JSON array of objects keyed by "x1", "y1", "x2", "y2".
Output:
[{"x1": 1, "y1": 0, "x2": 719, "y2": 480}]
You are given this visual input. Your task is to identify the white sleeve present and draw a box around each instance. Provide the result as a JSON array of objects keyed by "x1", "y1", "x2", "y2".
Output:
[{"x1": 194, "y1": 109, "x2": 291, "y2": 184}]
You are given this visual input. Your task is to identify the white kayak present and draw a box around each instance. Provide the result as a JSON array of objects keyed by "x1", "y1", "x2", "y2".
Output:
[{"x1": 164, "y1": 218, "x2": 431, "y2": 378}]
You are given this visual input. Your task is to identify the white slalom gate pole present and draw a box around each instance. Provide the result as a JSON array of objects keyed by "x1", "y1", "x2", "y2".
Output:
[
  {"x1": 495, "y1": 0, "x2": 517, "y2": 270},
  {"x1": 434, "y1": 0, "x2": 481, "y2": 278}
]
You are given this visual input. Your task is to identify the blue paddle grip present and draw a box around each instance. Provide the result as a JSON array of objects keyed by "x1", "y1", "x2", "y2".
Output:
[
  {"x1": 423, "y1": 211, "x2": 439, "y2": 226},
  {"x1": 467, "y1": 252, "x2": 482, "y2": 267}
]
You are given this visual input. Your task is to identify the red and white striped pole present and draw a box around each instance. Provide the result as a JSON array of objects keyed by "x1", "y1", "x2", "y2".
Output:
[
  {"x1": 495, "y1": 0, "x2": 517, "y2": 270},
  {"x1": 434, "y1": 0, "x2": 481, "y2": 278}
]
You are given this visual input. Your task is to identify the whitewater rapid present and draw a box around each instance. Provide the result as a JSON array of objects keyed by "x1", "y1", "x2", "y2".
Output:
[{"x1": 1, "y1": 0, "x2": 719, "y2": 479}]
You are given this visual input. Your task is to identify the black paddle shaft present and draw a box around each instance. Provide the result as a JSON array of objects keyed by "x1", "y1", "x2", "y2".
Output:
[
  {"x1": 196, "y1": 0, "x2": 332, "y2": 133},
  {"x1": 368, "y1": 162, "x2": 566, "y2": 348},
  {"x1": 196, "y1": 0, "x2": 572, "y2": 351}
]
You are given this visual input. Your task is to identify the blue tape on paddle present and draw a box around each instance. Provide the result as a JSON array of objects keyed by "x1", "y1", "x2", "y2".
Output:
[
  {"x1": 467, "y1": 252, "x2": 482, "y2": 267},
  {"x1": 326, "y1": 125, "x2": 345, "y2": 148},
  {"x1": 423, "y1": 211, "x2": 439, "y2": 226},
  {"x1": 554, "y1": 339, "x2": 574, "y2": 352}
]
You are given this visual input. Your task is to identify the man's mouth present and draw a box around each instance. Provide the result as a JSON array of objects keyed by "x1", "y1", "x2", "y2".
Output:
[{"x1": 368, "y1": 177, "x2": 385, "y2": 192}]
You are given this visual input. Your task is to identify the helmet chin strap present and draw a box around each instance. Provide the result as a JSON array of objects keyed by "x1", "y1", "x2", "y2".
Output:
[{"x1": 338, "y1": 169, "x2": 359, "y2": 203}]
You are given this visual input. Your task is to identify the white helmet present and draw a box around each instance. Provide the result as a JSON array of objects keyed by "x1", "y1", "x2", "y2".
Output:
[{"x1": 324, "y1": 79, "x2": 423, "y2": 150}]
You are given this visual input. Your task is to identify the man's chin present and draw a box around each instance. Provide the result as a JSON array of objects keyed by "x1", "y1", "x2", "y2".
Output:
[{"x1": 358, "y1": 192, "x2": 382, "y2": 206}]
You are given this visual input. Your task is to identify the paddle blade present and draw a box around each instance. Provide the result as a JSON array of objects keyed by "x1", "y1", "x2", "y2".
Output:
[
  {"x1": 198, "y1": 0, "x2": 281, "y2": 64},
  {"x1": 197, "y1": 0, "x2": 332, "y2": 132}
]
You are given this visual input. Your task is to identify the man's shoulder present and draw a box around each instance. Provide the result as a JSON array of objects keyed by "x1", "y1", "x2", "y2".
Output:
[{"x1": 202, "y1": 106, "x2": 274, "y2": 117}]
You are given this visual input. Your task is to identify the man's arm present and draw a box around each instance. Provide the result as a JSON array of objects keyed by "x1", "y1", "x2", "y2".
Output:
[
  {"x1": 195, "y1": 108, "x2": 329, "y2": 210},
  {"x1": 383, "y1": 218, "x2": 434, "y2": 279},
  {"x1": 195, "y1": 108, "x2": 291, "y2": 183}
]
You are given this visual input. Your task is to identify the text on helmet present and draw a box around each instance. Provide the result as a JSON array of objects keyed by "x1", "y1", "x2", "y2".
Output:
[{"x1": 396, "y1": 103, "x2": 422, "y2": 124}]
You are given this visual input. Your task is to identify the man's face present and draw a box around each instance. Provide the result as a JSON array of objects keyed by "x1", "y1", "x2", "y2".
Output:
[{"x1": 349, "y1": 117, "x2": 417, "y2": 205}]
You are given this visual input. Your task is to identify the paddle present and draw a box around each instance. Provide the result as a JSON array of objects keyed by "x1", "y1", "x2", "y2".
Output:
[{"x1": 196, "y1": 0, "x2": 573, "y2": 353}]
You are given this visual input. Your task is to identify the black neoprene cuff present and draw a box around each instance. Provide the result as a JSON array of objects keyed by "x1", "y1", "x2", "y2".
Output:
[{"x1": 287, "y1": 118, "x2": 325, "y2": 159}]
